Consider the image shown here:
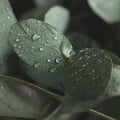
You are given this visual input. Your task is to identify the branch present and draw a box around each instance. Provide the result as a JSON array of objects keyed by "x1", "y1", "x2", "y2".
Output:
[
  {"x1": 0, "y1": 74, "x2": 63, "y2": 102},
  {"x1": 0, "y1": 116, "x2": 35, "y2": 120},
  {"x1": 0, "y1": 74, "x2": 117, "y2": 120},
  {"x1": 88, "y1": 109, "x2": 116, "y2": 120}
]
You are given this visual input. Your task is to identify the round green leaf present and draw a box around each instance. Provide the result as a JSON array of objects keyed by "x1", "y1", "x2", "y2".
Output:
[
  {"x1": 9, "y1": 19, "x2": 73, "y2": 89},
  {"x1": 87, "y1": 0, "x2": 120, "y2": 23},
  {"x1": 62, "y1": 48, "x2": 112, "y2": 100},
  {"x1": 0, "y1": 0, "x2": 16, "y2": 73},
  {"x1": 104, "y1": 49, "x2": 120, "y2": 65},
  {"x1": 44, "y1": 5, "x2": 70, "y2": 33}
]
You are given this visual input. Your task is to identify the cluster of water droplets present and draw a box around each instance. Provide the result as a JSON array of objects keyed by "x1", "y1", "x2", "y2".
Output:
[
  {"x1": 11, "y1": 20, "x2": 68, "y2": 77},
  {"x1": 31, "y1": 24, "x2": 63, "y2": 71},
  {"x1": 13, "y1": 37, "x2": 22, "y2": 49}
]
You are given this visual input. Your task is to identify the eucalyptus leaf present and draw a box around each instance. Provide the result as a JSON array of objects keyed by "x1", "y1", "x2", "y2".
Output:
[
  {"x1": 9, "y1": 19, "x2": 73, "y2": 89},
  {"x1": 87, "y1": 0, "x2": 120, "y2": 23},
  {"x1": 44, "y1": 6, "x2": 70, "y2": 33},
  {"x1": 104, "y1": 49, "x2": 120, "y2": 65},
  {"x1": 0, "y1": 0, "x2": 16, "y2": 73},
  {"x1": 62, "y1": 48, "x2": 112, "y2": 100},
  {"x1": 0, "y1": 78, "x2": 47, "y2": 119}
]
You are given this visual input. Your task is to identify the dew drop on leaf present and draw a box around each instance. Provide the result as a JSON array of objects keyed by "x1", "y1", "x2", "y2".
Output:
[
  {"x1": 49, "y1": 67, "x2": 56, "y2": 72},
  {"x1": 6, "y1": 7, "x2": 9, "y2": 10},
  {"x1": 18, "y1": 46, "x2": 21, "y2": 48},
  {"x1": 39, "y1": 48, "x2": 43, "y2": 51},
  {"x1": 32, "y1": 34, "x2": 40, "y2": 41},
  {"x1": 33, "y1": 63, "x2": 40, "y2": 69},
  {"x1": 55, "y1": 57, "x2": 61, "y2": 64},
  {"x1": 17, "y1": 33, "x2": 21, "y2": 36},
  {"x1": 49, "y1": 27, "x2": 58, "y2": 35},
  {"x1": 53, "y1": 37, "x2": 58, "y2": 40},
  {"x1": 47, "y1": 59, "x2": 51, "y2": 63},
  {"x1": 7, "y1": 16, "x2": 10, "y2": 19},
  {"x1": 13, "y1": 44, "x2": 17, "y2": 48},
  {"x1": 16, "y1": 38, "x2": 19, "y2": 42}
]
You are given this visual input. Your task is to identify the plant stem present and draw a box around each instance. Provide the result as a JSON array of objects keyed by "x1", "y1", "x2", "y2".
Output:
[
  {"x1": 0, "y1": 74, "x2": 116, "y2": 120},
  {"x1": 0, "y1": 116, "x2": 35, "y2": 120},
  {"x1": 0, "y1": 74, "x2": 63, "y2": 101},
  {"x1": 88, "y1": 109, "x2": 116, "y2": 120}
]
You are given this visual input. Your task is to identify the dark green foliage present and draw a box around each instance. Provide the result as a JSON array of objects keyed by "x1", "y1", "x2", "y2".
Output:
[
  {"x1": 0, "y1": 0, "x2": 120, "y2": 120},
  {"x1": 105, "y1": 49, "x2": 120, "y2": 65},
  {"x1": 62, "y1": 48, "x2": 112, "y2": 100},
  {"x1": 9, "y1": 19, "x2": 68, "y2": 71},
  {"x1": 9, "y1": 19, "x2": 73, "y2": 89}
]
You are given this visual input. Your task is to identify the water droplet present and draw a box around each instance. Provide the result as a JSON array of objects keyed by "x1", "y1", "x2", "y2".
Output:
[
  {"x1": 18, "y1": 46, "x2": 21, "y2": 48},
  {"x1": 32, "y1": 34, "x2": 40, "y2": 41},
  {"x1": 55, "y1": 52, "x2": 58, "y2": 55},
  {"x1": 61, "y1": 42, "x2": 74, "y2": 58},
  {"x1": 6, "y1": 7, "x2": 9, "y2": 10},
  {"x1": 7, "y1": 16, "x2": 10, "y2": 19},
  {"x1": 3, "y1": 23, "x2": 5, "y2": 26},
  {"x1": 50, "y1": 53, "x2": 53, "y2": 56},
  {"x1": 16, "y1": 38, "x2": 19, "y2": 42},
  {"x1": 18, "y1": 54, "x2": 22, "y2": 57},
  {"x1": 13, "y1": 44, "x2": 17, "y2": 48},
  {"x1": 49, "y1": 68, "x2": 56, "y2": 72},
  {"x1": 47, "y1": 59, "x2": 51, "y2": 63},
  {"x1": 50, "y1": 28, "x2": 58, "y2": 35},
  {"x1": 39, "y1": 48, "x2": 43, "y2": 51},
  {"x1": 32, "y1": 46, "x2": 35, "y2": 49},
  {"x1": 53, "y1": 37, "x2": 58, "y2": 40},
  {"x1": 55, "y1": 57, "x2": 61, "y2": 64},
  {"x1": 34, "y1": 63, "x2": 40, "y2": 69},
  {"x1": 26, "y1": 27, "x2": 29, "y2": 33},
  {"x1": 46, "y1": 39, "x2": 49, "y2": 43},
  {"x1": 87, "y1": 56, "x2": 90, "y2": 59},
  {"x1": 17, "y1": 33, "x2": 20, "y2": 36},
  {"x1": 82, "y1": 64, "x2": 86, "y2": 67},
  {"x1": 0, "y1": 86, "x2": 4, "y2": 90},
  {"x1": 78, "y1": 57, "x2": 82, "y2": 61}
]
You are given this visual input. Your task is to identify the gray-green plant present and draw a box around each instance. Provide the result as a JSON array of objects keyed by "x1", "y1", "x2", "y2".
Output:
[{"x1": 0, "y1": 0, "x2": 120, "y2": 120}]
